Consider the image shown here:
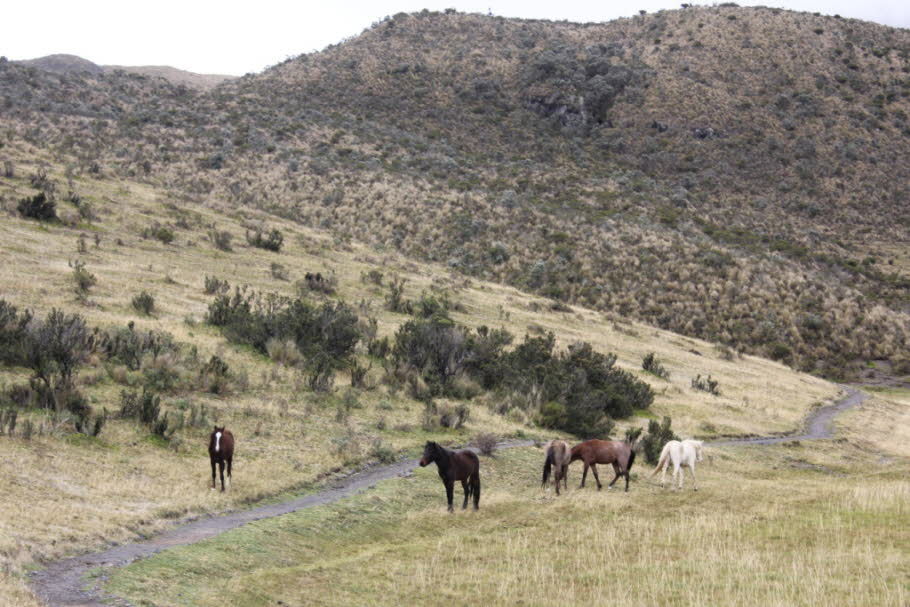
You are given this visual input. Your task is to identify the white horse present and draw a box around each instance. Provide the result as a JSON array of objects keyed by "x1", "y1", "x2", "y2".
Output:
[{"x1": 651, "y1": 439, "x2": 704, "y2": 490}]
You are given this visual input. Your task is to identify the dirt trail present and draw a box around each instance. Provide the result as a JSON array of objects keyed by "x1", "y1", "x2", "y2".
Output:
[
  {"x1": 30, "y1": 389, "x2": 866, "y2": 606},
  {"x1": 710, "y1": 387, "x2": 868, "y2": 446}
]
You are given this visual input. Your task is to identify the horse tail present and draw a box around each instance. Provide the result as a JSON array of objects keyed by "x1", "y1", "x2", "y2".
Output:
[
  {"x1": 627, "y1": 448, "x2": 636, "y2": 473},
  {"x1": 542, "y1": 447, "x2": 554, "y2": 487},
  {"x1": 651, "y1": 446, "x2": 669, "y2": 477}
]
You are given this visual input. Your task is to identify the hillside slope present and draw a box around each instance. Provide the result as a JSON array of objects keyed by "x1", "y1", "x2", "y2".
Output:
[{"x1": 1, "y1": 6, "x2": 908, "y2": 377}]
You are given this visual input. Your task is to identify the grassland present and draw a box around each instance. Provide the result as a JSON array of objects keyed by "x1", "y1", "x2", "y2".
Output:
[
  {"x1": 0, "y1": 152, "x2": 846, "y2": 605},
  {"x1": 103, "y1": 437, "x2": 910, "y2": 607}
]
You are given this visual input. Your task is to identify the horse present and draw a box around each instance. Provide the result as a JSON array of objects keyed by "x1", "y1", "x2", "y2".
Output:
[
  {"x1": 651, "y1": 439, "x2": 704, "y2": 491},
  {"x1": 419, "y1": 441, "x2": 481, "y2": 512},
  {"x1": 208, "y1": 426, "x2": 234, "y2": 492},
  {"x1": 541, "y1": 440, "x2": 571, "y2": 495},
  {"x1": 569, "y1": 439, "x2": 636, "y2": 492}
]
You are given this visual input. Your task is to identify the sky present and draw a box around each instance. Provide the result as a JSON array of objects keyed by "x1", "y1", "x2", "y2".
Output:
[{"x1": 4, "y1": 1, "x2": 908, "y2": 76}]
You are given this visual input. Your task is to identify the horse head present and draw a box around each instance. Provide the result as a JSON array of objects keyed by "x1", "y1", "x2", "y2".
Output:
[{"x1": 419, "y1": 441, "x2": 439, "y2": 467}]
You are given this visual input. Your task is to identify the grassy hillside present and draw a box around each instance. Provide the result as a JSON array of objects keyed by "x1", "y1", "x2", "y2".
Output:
[
  {"x1": 0, "y1": 153, "x2": 841, "y2": 605},
  {"x1": 2, "y1": 6, "x2": 909, "y2": 378}
]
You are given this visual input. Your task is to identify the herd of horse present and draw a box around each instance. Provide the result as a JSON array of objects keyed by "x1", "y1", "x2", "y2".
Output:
[{"x1": 208, "y1": 427, "x2": 705, "y2": 511}]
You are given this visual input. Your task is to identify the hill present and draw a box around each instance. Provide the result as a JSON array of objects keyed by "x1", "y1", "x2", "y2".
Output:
[
  {"x1": 2, "y1": 6, "x2": 909, "y2": 378},
  {"x1": 12, "y1": 54, "x2": 233, "y2": 89}
]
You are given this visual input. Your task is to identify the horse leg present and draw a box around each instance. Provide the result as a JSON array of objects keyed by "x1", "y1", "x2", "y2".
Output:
[
  {"x1": 580, "y1": 462, "x2": 589, "y2": 489},
  {"x1": 561, "y1": 464, "x2": 569, "y2": 493},
  {"x1": 607, "y1": 463, "x2": 621, "y2": 489},
  {"x1": 591, "y1": 463, "x2": 602, "y2": 491},
  {"x1": 472, "y1": 472, "x2": 481, "y2": 510},
  {"x1": 218, "y1": 460, "x2": 226, "y2": 492},
  {"x1": 461, "y1": 480, "x2": 470, "y2": 510},
  {"x1": 445, "y1": 480, "x2": 455, "y2": 513},
  {"x1": 674, "y1": 461, "x2": 682, "y2": 490},
  {"x1": 210, "y1": 457, "x2": 216, "y2": 490},
  {"x1": 554, "y1": 467, "x2": 562, "y2": 496},
  {"x1": 689, "y1": 463, "x2": 698, "y2": 491},
  {"x1": 226, "y1": 456, "x2": 232, "y2": 489}
]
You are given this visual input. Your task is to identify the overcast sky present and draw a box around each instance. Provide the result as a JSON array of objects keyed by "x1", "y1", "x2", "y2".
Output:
[{"x1": 4, "y1": 1, "x2": 908, "y2": 76}]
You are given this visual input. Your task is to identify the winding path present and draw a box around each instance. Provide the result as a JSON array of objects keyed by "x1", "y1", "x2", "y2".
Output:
[{"x1": 29, "y1": 390, "x2": 867, "y2": 606}]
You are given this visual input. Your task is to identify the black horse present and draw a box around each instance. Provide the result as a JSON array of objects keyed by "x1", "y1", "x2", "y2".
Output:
[{"x1": 419, "y1": 441, "x2": 481, "y2": 512}]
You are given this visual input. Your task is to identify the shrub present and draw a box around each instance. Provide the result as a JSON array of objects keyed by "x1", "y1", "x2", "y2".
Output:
[
  {"x1": 209, "y1": 228, "x2": 233, "y2": 251},
  {"x1": 207, "y1": 287, "x2": 361, "y2": 365},
  {"x1": 392, "y1": 316, "x2": 469, "y2": 396},
  {"x1": 642, "y1": 352, "x2": 670, "y2": 379},
  {"x1": 143, "y1": 223, "x2": 175, "y2": 244},
  {"x1": 691, "y1": 374, "x2": 721, "y2": 396},
  {"x1": 132, "y1": 291, "x2": 155, "y2": 315},
  {"x1": 270, "y1": 262, "x2": 289, "y2": 281},
  {"x1": 369, "y1": 438, "x2": 396, "y2": 463},
  {"x1": 142, "y1": 353, "x2": 182, "y2": 392},
  {"x1": 0, "y1": 409, "x2": 17, "y2": 436},
  {"x1": 472, "y1": 432, "x2": 499, "y2": 456},
  {"x1": 246, "y1": 228, "x2": 283, "y2": 252},
  {"x1": 350, "y1": 360, "x2": 372, "y2": 389},
  {"x1": 17, "y1": 192, "x2": 57, "y2": 221},
  {"x1": 20, "y1": 309, "x2": 93, "y2": 413},
  {"x1": 70, "y1": 260, "x2": 97, "y2": 298},
  {"x1": 438, "y1": 402, "x2": 470, "y2": 429},
  {"x1": 74, "y1": 408, "x2": 106, "y2": 437},
  {"x1": 361, "y1": 269, "x2": 384, "y2": 286},
  {"x1": 296, "y1": 271, "x2": 337, "y2": 296},
  {"x1": 641, "y1": 416, "x2": 678, "y2": 464},
  {"x1": 120, "y1": 389, "x2": 162, "y2": 425},
  {"x1": 0, "y1": 299, "x2": 31, "y2": 366},
  {"x1": 306, "y1": 353, "x2": 335, "y2": 393},
  {"x1": 385, "y1": 276, "x2": 413, "y2": 314},
  {"x1": 203, "y1": 276, "x2": 230, "y2": 295},
  {"x1": 199, "y1": 355, "x2": 231, "y2": 395},
  {"x1": 99, "y1": 323, "x2": 177, "y2": 371}
]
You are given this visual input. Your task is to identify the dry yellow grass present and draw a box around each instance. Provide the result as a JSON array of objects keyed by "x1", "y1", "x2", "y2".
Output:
[{"x1": 838, "y1": 388, "x2": 910, "y2": 458}]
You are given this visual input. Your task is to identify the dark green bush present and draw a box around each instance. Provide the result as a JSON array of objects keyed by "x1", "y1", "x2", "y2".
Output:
[
  {"x1": 207, "y1": 287, "x2": 360, "y2": 364},
  {"x1": 642, "y1": 352, "x2": 670, "y2": 379},
  {"x1": 17, "y1": 192, "x2": 57, "y2": 221},
  {"x1": 143, "y1": 223, "x2": 175, "y2": 244},
  {"x1": 132, "y1": 291, "x2": 155, "y2": 315},
  {"x1": 641, "y1": 416, "x2": 678, "y2": 465},
  {"x1": 246, "y1": 228, "x2": 283, "y2": 252}
]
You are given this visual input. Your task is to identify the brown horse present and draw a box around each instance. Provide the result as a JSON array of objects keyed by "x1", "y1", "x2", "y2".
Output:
[
  {"x1": 419, "y1": 441, "x2": 481, "y2": 512},
  {"x1": 208, "y1": 426, "x2": 234, "y2": 492},
  {"x1": 541, "y1": 440, "x2": 571, "y2": 495},
  {"x1": 569, "y1": 439, "x2": 636, "y2": 492}
]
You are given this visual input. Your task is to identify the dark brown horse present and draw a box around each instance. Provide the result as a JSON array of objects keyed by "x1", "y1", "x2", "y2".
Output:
[
  {"x1": 208, "y1": 426, "x2": 234, "y2": 492},
  {"x1": 541, "y1": 440, "x2": 571, "y2": 496},
  {"x1": 570, "y1": 439, "x2": 636, "y2": 492},
  {"x1": 419, "y1": 441, "x2": 481, "y2": 512}
]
